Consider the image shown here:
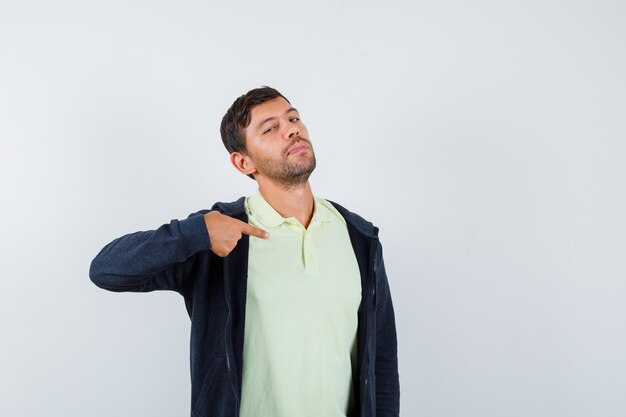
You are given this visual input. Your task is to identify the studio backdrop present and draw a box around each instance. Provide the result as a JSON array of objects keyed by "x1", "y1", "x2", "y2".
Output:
[{"x1": 1, "y1": 1, "x2": 625, "y2": 416}]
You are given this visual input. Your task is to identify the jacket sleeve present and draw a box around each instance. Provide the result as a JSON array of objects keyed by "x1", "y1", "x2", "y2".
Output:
[
  {"x1": 375, "y1": 241, "x2": 400, "y2": 416},
  {"x1": 88, "y1": 210, "x2": 212, "y2": 293}
]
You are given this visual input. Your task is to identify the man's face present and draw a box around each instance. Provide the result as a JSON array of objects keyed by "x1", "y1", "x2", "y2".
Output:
[{"x1": 242, "y1": 96, "x2": 316, "y2": 187}]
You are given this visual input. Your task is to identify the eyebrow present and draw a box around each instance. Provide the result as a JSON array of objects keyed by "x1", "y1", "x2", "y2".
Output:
[{"x1": 256, "y1": 107, "x2": 299, "y2": 131}]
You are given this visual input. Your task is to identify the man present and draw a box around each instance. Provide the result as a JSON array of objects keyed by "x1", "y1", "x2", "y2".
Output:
[{"x1": 89, "y1": 86, "x2": 400, "y2": 417}]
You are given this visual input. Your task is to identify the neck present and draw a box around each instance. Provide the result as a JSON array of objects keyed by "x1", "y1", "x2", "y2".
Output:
[{"x1": 257, "y1": 180, "x2": 315, "y2": 229}]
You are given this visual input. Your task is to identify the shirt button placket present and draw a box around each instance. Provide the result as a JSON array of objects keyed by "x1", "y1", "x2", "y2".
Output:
[{"x1": 303, "y1": 230, "x2": 319, "y2": 275}]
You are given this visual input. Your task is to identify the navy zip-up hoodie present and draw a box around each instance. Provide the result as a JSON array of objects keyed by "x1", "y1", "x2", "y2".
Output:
[{"x1": 89, "y1": 196, "x2": 400, "y2": 417}]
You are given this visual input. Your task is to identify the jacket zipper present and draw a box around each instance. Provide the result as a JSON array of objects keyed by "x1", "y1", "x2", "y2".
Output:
[
  {"x1": 223, "y1": 257, "x2": 240, "y2": 416},
  {"x1": 360, "y1": 237, "x2": 378, "y2": 414}
]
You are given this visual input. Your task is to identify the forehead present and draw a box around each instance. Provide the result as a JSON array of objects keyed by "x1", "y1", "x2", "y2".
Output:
[{"x1": 249, "y1": 96, "x2": 293, "y2": 124}]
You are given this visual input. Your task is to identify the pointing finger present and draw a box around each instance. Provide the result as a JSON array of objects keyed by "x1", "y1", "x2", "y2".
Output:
[{"x1": 239, "y1": 220, "x2": 270, "y2": 239}]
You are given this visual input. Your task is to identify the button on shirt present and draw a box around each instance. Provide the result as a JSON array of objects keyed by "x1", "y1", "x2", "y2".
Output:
[{"x1": 239, "y1": 189, "x2": 362, "y2": 417}]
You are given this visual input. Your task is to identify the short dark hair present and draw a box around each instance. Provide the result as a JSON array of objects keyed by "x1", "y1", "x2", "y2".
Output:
[{"x1": 220, "y1": 86, "x2": 291, "y2": 180}]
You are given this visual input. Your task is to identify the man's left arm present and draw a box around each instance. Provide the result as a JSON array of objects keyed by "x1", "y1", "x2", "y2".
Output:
[{"x1": 375, "y1": 241, "x2": 400, "y2": 416}]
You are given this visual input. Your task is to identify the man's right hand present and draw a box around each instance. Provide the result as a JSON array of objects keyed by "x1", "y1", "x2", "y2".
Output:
[{"x1": 203, "y1": 211, "x2": 270, "y2": 257}]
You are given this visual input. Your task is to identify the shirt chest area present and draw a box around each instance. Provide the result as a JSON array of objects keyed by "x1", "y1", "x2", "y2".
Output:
[{"x1": 245, "y1": 220, "x2": 363, "y2": 311}]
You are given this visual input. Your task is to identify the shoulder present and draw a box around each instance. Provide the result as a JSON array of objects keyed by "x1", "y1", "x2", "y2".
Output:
[
  {"x1": 209, "y1": 196, "x2": 247, "y2": 216},
  {"x1": 182, "y1": 196, "x2": 246, "y2": 219},
  {"x1": 320, "y1": 197, "x2": 379, "y2": 238}
]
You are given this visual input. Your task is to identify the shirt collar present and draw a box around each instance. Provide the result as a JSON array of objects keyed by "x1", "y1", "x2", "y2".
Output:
[{"x1": 245, "y1": 188, "x2": 335, "y2": 228}]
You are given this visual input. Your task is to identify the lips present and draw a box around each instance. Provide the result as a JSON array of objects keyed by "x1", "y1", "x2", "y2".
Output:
[{"x1": 288, "y1": 142, "x2": 309, "y2": 155}]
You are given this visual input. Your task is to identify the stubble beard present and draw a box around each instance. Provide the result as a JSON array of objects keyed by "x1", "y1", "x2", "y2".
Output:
[{"x1": 253, "y1": 147, "x2": 317, "y2": 190}]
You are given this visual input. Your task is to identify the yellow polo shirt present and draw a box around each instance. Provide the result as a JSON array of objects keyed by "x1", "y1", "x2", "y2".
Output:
[{"x1": 239, "y1": 189, "x2": 362, "y2": 417}]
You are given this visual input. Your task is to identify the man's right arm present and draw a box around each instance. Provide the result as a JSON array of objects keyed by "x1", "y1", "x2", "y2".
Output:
[
  {"x1": 88, "y1": 209, "x2": 269, "y2": 293},
  {"x1": 88, "y1": 211, "x2": 212, "y2": 293}
]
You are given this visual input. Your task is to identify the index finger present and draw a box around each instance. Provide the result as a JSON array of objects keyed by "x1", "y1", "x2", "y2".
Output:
[{"x1": 239, "y1": 220, "x2": 270, "y2": 239}]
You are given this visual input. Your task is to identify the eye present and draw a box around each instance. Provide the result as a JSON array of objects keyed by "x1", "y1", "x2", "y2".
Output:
[
  {"x1": 263, "y1": 126, "x2": 276, "y2": 134},
  {"x1": 290, "y1": 117, "x2": 300, "y2": 122}
]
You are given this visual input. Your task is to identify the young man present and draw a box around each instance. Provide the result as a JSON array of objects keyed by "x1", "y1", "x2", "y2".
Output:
[{"x1": 89, "y1": 86, "x2": 400, "y2": 417}]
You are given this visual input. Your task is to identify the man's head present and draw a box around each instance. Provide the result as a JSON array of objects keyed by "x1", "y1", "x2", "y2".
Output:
[{"x1": 220, "y1": 86, "x2": 316, "y2": 188}]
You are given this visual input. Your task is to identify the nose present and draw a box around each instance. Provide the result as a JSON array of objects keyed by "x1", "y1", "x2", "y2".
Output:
[{"x1": 286, "y1": 123, "x2": 299, "y2": 139}]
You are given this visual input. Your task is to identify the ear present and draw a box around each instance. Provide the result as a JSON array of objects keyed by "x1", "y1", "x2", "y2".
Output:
[{"x1": 230, "y1": 151, "x2": 257, "y2": 177}]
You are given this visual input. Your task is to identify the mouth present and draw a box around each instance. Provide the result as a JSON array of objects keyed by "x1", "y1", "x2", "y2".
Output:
[{"x1": 288, "y1": 143, "x2": 310, "y2": 155}]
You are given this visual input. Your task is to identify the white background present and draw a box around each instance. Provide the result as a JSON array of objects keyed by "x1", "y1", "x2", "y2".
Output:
[{"x1": 1, "y1": 0, "x2": 625, "y2": 416}]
